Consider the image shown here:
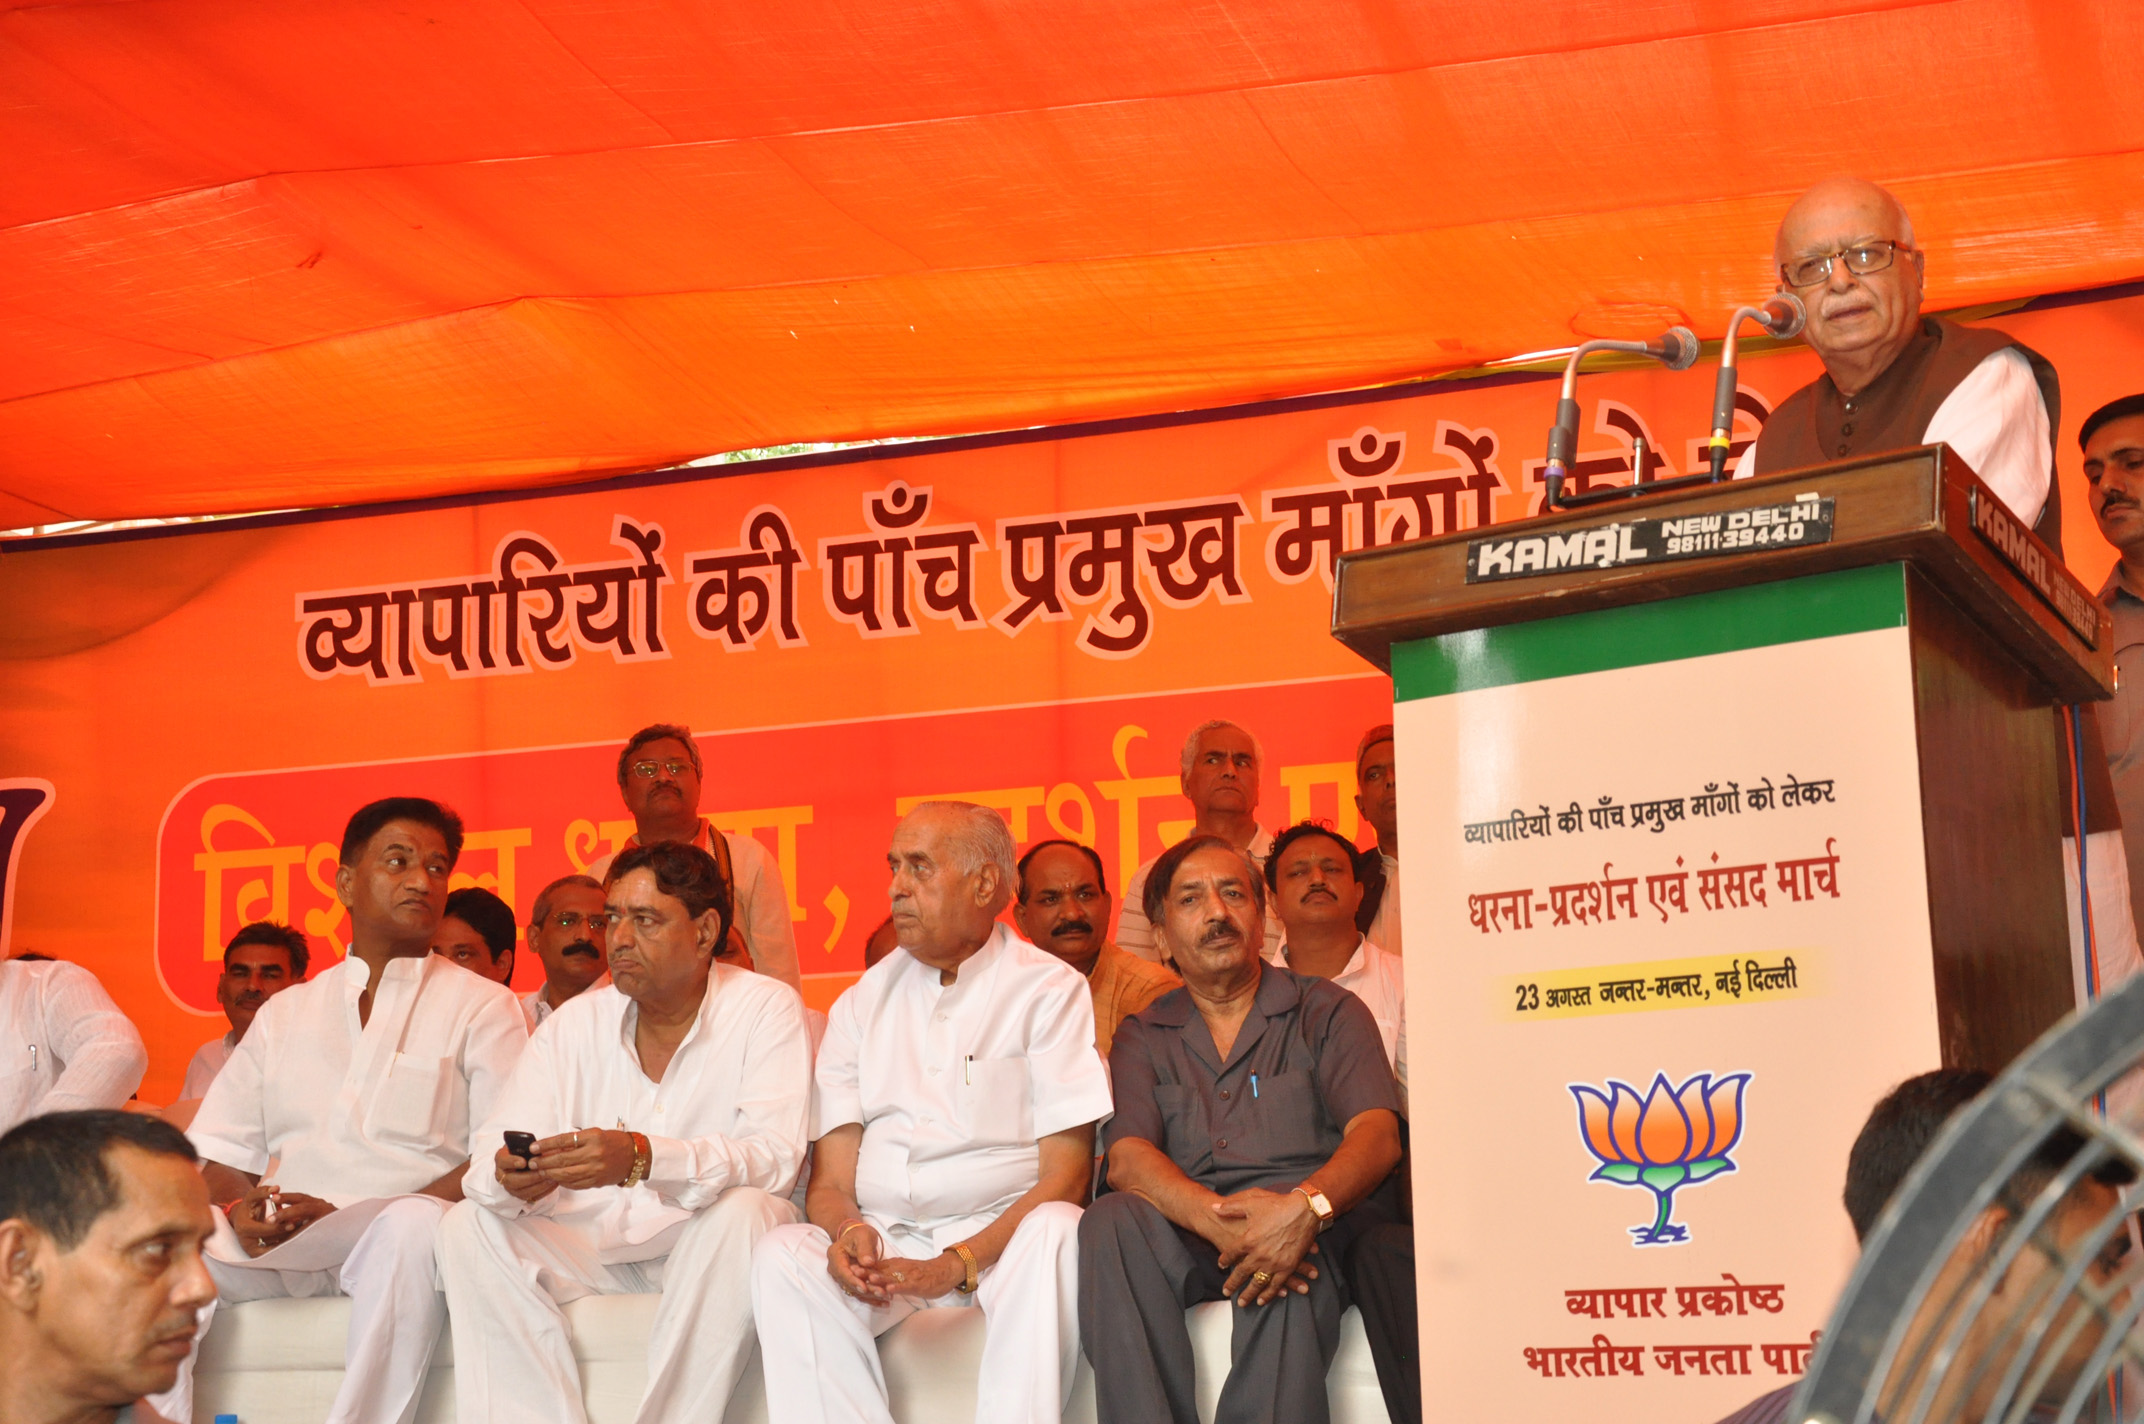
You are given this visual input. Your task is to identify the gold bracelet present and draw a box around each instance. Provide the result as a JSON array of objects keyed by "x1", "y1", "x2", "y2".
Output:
[{"x1": 951, "y1": 1242, "x2": 979, "y2": 1294}]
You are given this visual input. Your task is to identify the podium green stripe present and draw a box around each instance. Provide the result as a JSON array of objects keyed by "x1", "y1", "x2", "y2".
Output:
[{"x1": 1392, "y1": 563, "x2": 1907, "y2": 700}]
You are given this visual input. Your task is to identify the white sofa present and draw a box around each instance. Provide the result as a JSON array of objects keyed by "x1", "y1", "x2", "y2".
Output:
[{"x1": 192, "y1": 1294, "x2": 1393, "y2": 1423}]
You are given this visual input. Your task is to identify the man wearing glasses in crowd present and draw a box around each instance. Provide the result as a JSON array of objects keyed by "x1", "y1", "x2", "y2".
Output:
[
  {"x1": 587, "y1": 723, "x2": 802, "y2": 990},
  {"x1": 1735, "y1": 176, "x2": 2063, "y2": 551},
  {"x1": 521, "y1": 875, "x2": 613, "y2": 1033}
]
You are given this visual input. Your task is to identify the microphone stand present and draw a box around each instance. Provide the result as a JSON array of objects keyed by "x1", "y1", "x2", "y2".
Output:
[
  {"x1": 1704, "y1": 303, "x2": 1798, "y2": 481},
  {"x1": 1541, "y1": 328, "x2": 1704, "y2": 512}
]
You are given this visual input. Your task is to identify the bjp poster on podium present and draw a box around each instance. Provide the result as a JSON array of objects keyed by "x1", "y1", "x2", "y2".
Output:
[{"x1": 3, "y1": 282, "x2": 2143, "y2": 1421}]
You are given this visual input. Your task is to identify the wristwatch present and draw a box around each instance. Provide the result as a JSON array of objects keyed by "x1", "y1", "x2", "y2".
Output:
[
  {"x1": 621, "y1": 1131, "x2": 652, "y2": 1189},
  {"x1": 1294, "y1": 1184, "x2": 1335, "y2": 1232}
]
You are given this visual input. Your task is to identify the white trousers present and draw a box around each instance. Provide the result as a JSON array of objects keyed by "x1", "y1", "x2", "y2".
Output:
[
  {"x1": 435, "y1": 1186, "x2": 797, "y2": 1424},
  {"x1": 155, "y1": 1195, "x2": 452, "y2": 1424},
  {"x1": 749, "y1": 1202, "x2": 1083, "y2": 1424}
]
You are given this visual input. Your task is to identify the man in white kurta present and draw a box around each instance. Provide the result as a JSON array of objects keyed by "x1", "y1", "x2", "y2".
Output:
[
  {"x1": 1115, "y1": 720, "x2": 1282, "y2": 962},
  {"x1": 0, "y1": 956, "x2": 147, "y2": 1135},
  {"x1": 520, "y1": 875, "x2": 612, "y2": 1034},
  {"x1": 178, "y1": 921, "x2": 308, "y2": 1107},
  {"x1": 752, "y1": 801, "x2": 1112, "y2": 1424},
  {"x1": 171, "y1": 799, "x2": 526, "y2": 1424},
  {"x1": 438, "y1": 841, "x2": 812, "y2": 1424},
  {"x1": 585, "y1": 722, "x2": 801, "y2": 989}
]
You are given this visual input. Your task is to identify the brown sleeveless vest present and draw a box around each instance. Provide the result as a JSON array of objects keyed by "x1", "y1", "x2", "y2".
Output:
[{"x1": 1752, "y1": 316, "x2": 2063, "y2": 556}]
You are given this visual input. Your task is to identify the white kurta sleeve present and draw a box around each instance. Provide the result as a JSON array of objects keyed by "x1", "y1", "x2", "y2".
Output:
[
  {"x1": 1924, "y1": 347, "x2": 2050, "y2": 526},
  {"x1": 458, "y1": 990, "x2": 530, "y2": 1158},
  {"x1": 36, "y1": 963, "x2": 147, "y2": 1113},
  {"x1": 462, "y1": 1021, "x2": 566, "y2": 1215},
  {"x1": 647, "y1": 981, "x2": 812, "y2": 1204},
  {"x1": 808, "y1": 991, "x2": 864, "y2": 1140},
  {"x1": 188, "y1": 1006, "x2": 275, "y2": 1176},
  {"x1": 1023, "y1": 972, "x2": 1112, "y2": 1139},
  {"x1": 727, "y1": 832, "x2": 801, "y2": 990}
]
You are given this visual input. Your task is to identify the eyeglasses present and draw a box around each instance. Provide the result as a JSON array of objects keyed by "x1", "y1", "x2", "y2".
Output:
[
  {"x1": 629, "y1": 759, "x2": 694, "y2": 780},
  {"x1": 547, "y1": 911, "x2": 616, "y2": 931},
  {"x1": 1780, "y1": 240, "x2": 1916, "y2": 289}
]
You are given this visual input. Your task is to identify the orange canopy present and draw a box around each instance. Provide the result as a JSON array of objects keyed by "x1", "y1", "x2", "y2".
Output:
[{"x1": 4, "y1": 0, "x2": 2141, "y2": 527}]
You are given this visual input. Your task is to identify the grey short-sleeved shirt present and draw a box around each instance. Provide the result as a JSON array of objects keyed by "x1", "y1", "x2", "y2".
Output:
[{"x1": 1104, "y1": 962, "x2": 1401, "y2": 1196}]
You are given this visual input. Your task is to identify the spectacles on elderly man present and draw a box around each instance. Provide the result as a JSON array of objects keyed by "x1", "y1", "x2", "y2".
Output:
[
  {"x1": 629, "y1": 758, "x2": 693, "y2": 780},
  {"x1": 1780, "y1": 239, "x2": 1917, "y2": 290},
  {"x1": 547, "y1": 910, "x2": 615, "y2": 931}
]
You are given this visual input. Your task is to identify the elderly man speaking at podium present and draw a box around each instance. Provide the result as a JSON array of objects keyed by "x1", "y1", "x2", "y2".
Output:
[{"x1": 1735, "y1": 176, "x2": 2062, "y2": 547}]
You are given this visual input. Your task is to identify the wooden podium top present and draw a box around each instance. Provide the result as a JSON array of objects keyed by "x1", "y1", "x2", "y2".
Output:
[{"x1": 1331, "y1": 445, "x2": 2114, "y2": 704}]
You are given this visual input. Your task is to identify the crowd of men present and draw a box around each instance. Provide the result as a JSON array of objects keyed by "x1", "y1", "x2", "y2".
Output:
[{"x1": 9, "y1": 173, "x2": 2144, "y2": 1424}]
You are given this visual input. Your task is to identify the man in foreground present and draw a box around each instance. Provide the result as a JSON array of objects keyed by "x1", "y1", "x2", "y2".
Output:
[
  {"x1": 521, "y1": 874, "x2": 611, "y2": 1032},
  {"x1": 180, "y1": 922, "x2": 309, "y2": 1107},
  {"x1": 439, "y1": 841, "x2": 812, "y2": 1424},
  {"x1": 169, "y1": 797, "x2": 527, "y2": 1424},
  {"x1": 587, "y1": 723, "x2": 801, "y2": 988},
  {"x1": 430, "y1": 886, "x2": 517, "y2": 986},
  {"x1": 1081, "y1": 834, "x2": 1403, "y2": 1424},
  {"x1": 0, "y1": 1111, "x2": 216, "y2": 1424},
  {"x1": 1116, "y1": 720, "x2": 1280, "y2": 961},
  {"x1": 1013, "y1": 838, "x2": 1178, "y2": 1057},
  {"x1": 752, "y1": 801, "x2": 1111, "y2": 1424}
]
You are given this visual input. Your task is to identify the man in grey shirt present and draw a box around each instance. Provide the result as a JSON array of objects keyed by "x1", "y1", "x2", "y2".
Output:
[{"x1": 1078, "y1": 833, "x2": 1402, "y2": 1424}]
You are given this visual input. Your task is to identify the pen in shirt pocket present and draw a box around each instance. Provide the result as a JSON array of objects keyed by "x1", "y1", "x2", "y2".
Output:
[{"x1": 1250, "y1": 1073, "x2": 1259, "y2": 1099}]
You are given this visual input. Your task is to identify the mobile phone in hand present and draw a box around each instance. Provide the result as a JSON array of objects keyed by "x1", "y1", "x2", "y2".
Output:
[{"x1": 503, "y1": 1131, "x2": 536, "y2": 1163}]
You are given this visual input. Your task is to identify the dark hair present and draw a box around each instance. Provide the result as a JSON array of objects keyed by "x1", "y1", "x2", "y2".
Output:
[
  {"x1": 607, "y1": 841, "x2": 732, "y2": 948},
  {"x1": 1142, "y1": 833, "x2": 1266, "y2": 930},
  {"x1": 529, "y1": 873, "x2": 604, "y2": 930},
  {"x1": 1843, "y1": 1069, "x2": 1990, "y2": 1241},
  {"x1": 1263, "y1": 821, "x2": 1361, "y2": 892},
  {"x1": 617, "y1": 723, "x2": 703, "y2": 788},
  {"x1": 338, "y1": 797, "x2": 465, "y2": 868},
  {"x1": 224, "y1": 921, "x2": 311, "y2": 980},
  {"x1": 1016, "y1": 839, "x2": 1109, "y2": 903},
  {"x1": 442, "y1": 887, "x2": 517, "y2": 963},
  {"x1": 0, "y1": 1111, "x2": 199, "y2": 1250},
  {"x1": 2080, "y1": 393, "x2": 2144, "y2": 452}
]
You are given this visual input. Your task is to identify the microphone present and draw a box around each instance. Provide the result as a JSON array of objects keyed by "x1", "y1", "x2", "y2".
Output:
[
  {"x1": 1542, "y1": 326, "x2": 1703, "y2": 506},
  {"x1": 1704, "y1": 293, "x2": 1809, "y2": 479}
]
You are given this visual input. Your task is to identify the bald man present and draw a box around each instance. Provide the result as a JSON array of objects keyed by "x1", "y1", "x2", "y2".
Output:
[{"x1": 1736, "y1": 176, "x2": 2062, "y2": 548}]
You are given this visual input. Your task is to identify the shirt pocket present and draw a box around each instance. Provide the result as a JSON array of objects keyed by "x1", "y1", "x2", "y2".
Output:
[
  {"x1": 956, "y1": 1056, "x2": 1034, "y2": 1147},
  {"x1": 365, "y1": 1053, "x2": 452, "y2": 1148},
  {"x1": 1233, "y1": 1069, "x2": 1320, "y2": 1163}
]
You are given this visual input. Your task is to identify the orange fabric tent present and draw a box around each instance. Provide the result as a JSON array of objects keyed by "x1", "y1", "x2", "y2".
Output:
[{"x1": 5, "y1": 0, "x2": 2142, "y2": 527}]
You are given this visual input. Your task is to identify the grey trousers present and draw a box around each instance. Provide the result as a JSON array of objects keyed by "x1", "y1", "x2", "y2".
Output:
[{"x1": 1077, "y1": 1192, "x2": 1351, "y2": 1424}]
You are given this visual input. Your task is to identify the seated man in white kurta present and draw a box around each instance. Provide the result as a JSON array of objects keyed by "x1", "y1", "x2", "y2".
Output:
[
  {"x1": 751, "y1": 800, "x2": 1113, "y2": 1424},
  {"x1": 437, "y1": 840, "x2": 812, "y2": 1424},
  {"x1": 167, "y1": 797, "x2": 526, "y2": 1424}
]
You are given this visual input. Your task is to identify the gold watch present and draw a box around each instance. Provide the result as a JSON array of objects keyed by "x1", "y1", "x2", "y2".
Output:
[
  {"x1": 951, "y1": 1242, "x2": 979, "y2": 1294},
  {"x1": 1294, "y1": 1184, "x2": 1335, "y2": 1232},
  {"x1": 621, "y1": 1131, "x2": 652, "y2": 1189}
]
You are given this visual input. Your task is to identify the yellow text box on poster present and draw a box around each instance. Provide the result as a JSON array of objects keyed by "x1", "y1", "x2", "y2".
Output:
[{"x1": 1494, "y1": 949, "x2": 1822, "y2": 1023}]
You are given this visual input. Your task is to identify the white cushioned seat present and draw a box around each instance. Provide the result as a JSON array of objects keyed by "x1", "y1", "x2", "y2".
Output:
[{"x1": 192, "y1": 1295, "x2": 1391, "y2": 1423}]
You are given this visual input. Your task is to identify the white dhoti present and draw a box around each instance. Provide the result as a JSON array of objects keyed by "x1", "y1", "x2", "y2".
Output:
[
  {"x1": 155, "y1": 1194, "x2": 452, "y2": 1424},
  {"x1": 437, "y1": 1185, "x2": 797, "y2": 1424},
  {"x1": 748, "y1": 1202, "x2": 1083, "y2": 1424}
]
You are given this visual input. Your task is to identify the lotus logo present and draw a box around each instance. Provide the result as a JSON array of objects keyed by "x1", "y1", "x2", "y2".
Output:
[{"x1": 1570, "y1": 1071, "x2": 1750, "y2": 1246}]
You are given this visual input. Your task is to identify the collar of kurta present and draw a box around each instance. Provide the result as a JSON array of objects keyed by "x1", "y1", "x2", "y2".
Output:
[
  {"x1": 626, "y1": 821, "x2": 716, "y2": 852},
  {"x1": 906, "y1": 920, "x2": 1011, "y2": 986},
  {"x1": 615, "y1": 969, "x2": 720, "y2": 1060},
  {"x1": 336, "y1": 950, "x2": 431, "y2": 994}
]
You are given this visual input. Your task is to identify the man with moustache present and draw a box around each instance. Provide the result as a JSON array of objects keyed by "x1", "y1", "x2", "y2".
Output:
[
  {"x1": 522, "y1": 875, "x2": 612, "y2": 1033},
  {"x1": 1013, "y1": 839, "x2": 1178, "y2": 1057},
  {"x1": 1116, "y1": 720, "x2": 1283, "y2": 963},
  {"x1": 752, "y1": 802, "x2": 1111, "y2": 1424},
  {"x1": 2086, "y1": 395, "x2": 2144, "y2": 936},
  {"x1": 588, "y1": 724, "x2": 801, "y2": 990},
  {"x1": 1350, "y1": 728, "x2": 1401, "y2": 956},
  {"x1": 439, "y1": 841, "x2": 811, "y2": 1424},
  {"x1": 1267, "y1": 825, "x2": 1404, "y2": 1094},
  {"x1": 174, "y1": 922, "x2": 310, "y2": 1117},
  {"x1": 164, "y1": 798, "x2": 527, "y2": 1424},
  {"x1": 0, "y1": 1111, "x2": 217, "y2": 1424},
  {"x1": 1080, "y1": 834, "x2": 1403, "y2": 1424},
  {"x1": 1735, "y1": 176, "x2": 2062, "y2": 545}
]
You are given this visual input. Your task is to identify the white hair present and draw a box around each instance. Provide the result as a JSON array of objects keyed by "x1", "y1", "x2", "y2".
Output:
[
  {"x1": 1179, "y1": 719, "x2": 1265, "y2": 780},
  {"x1": 904, "y1": 800, "x2": 1017, "y2": 892}
]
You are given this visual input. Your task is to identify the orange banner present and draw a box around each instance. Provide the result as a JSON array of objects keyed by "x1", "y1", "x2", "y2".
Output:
[{"x1": 4, "y1": 285, "x2": 2141, "y2": 1100}]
